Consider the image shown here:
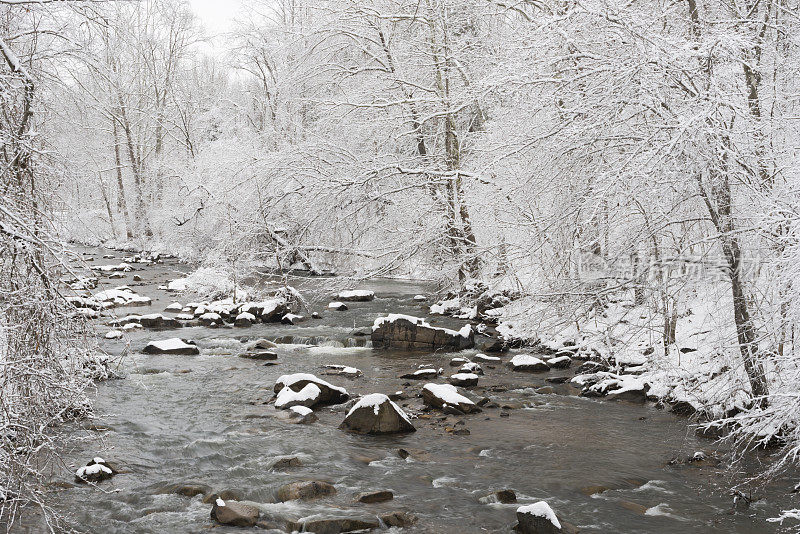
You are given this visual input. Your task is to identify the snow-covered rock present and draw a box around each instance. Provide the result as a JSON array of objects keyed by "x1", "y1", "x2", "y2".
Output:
[
  {"x1": 516, "y1": 502, "x2": 562, "y2": 534},
  {"x1": 287, "y1": 405, "x2": 318, "y2": 424},
  {"x1": 138, "y1": 313, "x2": 179, "y2": 329},
  {"x1": 142, "y1": 338, "x2": 199, "y2": 355},
  {"x1": 281, "y1": 313, "x2": 305, "y2": 325},
  {"x1": 371, "y1": 314, "x2": 474, "y2": 351},
  {"x1": 198, "y1": 312, "x2": 222, "y2": 326},
  {"x1": 413, "y1": 294, "x2": 427, "y2": 302},
  {"x1": 275, "y1": 383, "x2": 321, "y2": 409},
  {"x1": 337, "y1": 290, "x2": 375, "y2": 302},
  {"x1": 323, "y1": 364, "x2": 362, "y2": 378},
  {"x1": 429, "y1": 297, "x2": 460, "y2": 315},
  {"x1": 92, "y1": 287, "x2": 151, "y2": 307},
  {"x1": 74, "y1": 458, "x2": 115, "y2": 484},
  {"x1": 473, "y1": 353, "x2": 501, "y2": 363},
  {"x1": 577, "y1": 372, "x2": 649, "y2": 402},
  {"x1": 328, "y1": 301, "x2": 348, "y2": 311},
  {"x1": 449, "y1": 373, "x2": 479, "y2": 387},
  {"x1": 400, "y1": 368, "x2": 439, "y2": 379},
  {"x1": 274, "y1": 373, "x2": 349, "y2": 405},
  {"x1": 339, "y1": 393, "x2": 416, "y2": 434},
  {"x1": 509, "y1": 354, "x2": 550, "y2": 372},
  {"x1": 422, "y1": 383, "x2": 479, "y2": 413},
  {"x1": 164, "y1": 302, "x2": 182, "y2": 312},
  {"x1": 459, "y1": 362, "x2": 483, "y2": 375},
  {"x1": 239, "y1": 299, "x2": 288, "y2": 322},
  {"x1": 546, "y1": 355, "x2": 572, "y2": 369},
  {"x1": 234, "y1": 312, "x2": 256, "y2": 327},
  {"x1": 105, "y1": 330, "x2": 123, "y2": 340},
  {"x1": 94, "y1": 262, "x2": 132, "y2": 273}
]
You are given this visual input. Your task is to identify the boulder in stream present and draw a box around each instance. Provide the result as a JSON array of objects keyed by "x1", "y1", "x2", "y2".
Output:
[
  {"x1": 328, "y1": 301, "x2": 349, "y2": 311},
  {"x1": 275, "y1": 383, "x2": 321, "y2": 409},
  {"x1": 239, "y1": 350, "x2": 278, "y2": 361},
  {"x1": 449, "y1": 373, "x2": 479, "y2": 387},
  {"x1": 355, "y1": 490, "x2": 394, "y2": 503},
  {"x1": 274, "y1": 373, "x2": 349, "y2": 405},
  {"x1": 74, "y1": 457, "x2": 115, "y2": 484},
  {"x1": 337, "y1": 290, "x2": 375, "y2": 302},
  {"x1": 139, "y1": 313, "x2": 180, "y2": 329},
  {"x1": 276, "y1": 480, "x2": 336, "y2": 501},
  {"x1": 546, "y1": 355, "x2": 572, "y2": 369},
  {"x1": 211, "y1": 499, "x2": 260, "y2": 528},
  {"x1": 287, "y1": 517, "x2": 380, "y2": 533},
  {"x1": 422, "y1": 383, "x2": 479, "y2": 414},
  {"x1": 515, "y1": 502, "x2": 563, "y2": 534},
  {"x1": 142, "y1": 338, "x2": 199, "y2": 355},
  {"x1": 509, "y1": 354, "x2": 550, "y2": 372},
  {"x1": 371, "y1": 314, "x2": 474, "y2": 351},
  {"x1": 339, "y1": 393, "x2": 416, "y2": 434},
  {"x1": 234, "y1": 312, "x2": 255, "y2": 327}
]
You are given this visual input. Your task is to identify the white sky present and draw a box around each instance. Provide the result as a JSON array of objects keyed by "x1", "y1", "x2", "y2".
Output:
[{"x1": 188, "y1": 0, "x2": 243, "y2": 35}]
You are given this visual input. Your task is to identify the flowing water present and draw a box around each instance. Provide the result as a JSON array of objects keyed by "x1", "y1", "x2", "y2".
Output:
[{"x1": 19, "y1": 247, "x2": 800, "y2": 533}]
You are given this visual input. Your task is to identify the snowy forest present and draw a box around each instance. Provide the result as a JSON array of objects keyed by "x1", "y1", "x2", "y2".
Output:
[{"x1": 4, "y1": 0, "x2": 800, "y2": 532}]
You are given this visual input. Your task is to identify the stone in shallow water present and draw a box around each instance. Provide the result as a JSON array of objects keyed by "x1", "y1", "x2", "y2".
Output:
[
  {"x1": 211, "y1": 499, "x2": 259, "y2": 527},
  {"x1": 271, "y1": 456, "x2": 302, "y2": 470},
  {"x1": 355, "y1": 490, "x2": 393, "y2": 503},
  {"x1": 422, "y1": 383, "x2": 479, "y2": 414},
  {"x1": 276, "y1": 480, "x2": 336, "y2": 501},
  {"x1": 509, "y1": 354, "x2": 550, "y2": 372},
  {"x1": 142, "y1": 338, "x2": 199, "y2": 355},
  {"x1": 339, "y1": 393, "x2": 415, "y2": 434},
  {"x1": 74, "y1": 458, "x2": 115, "y2": 484},
  {"x1": 287, "y1": 517, "x2": 380, "y2": 533},
  {"x1": 337, "y1": 289, "x2": 375, "y2": 302},
  {"x1": 371, "y1": 314, "x2": 474, "y2": 351},
  {"x1": 449, "y1": 373, "x2": 479, "y2": 387},
  {"x1": 238, "y1": 350, "x2": 277, "y2": 361},
  {"x1": 156, "y1": 481, "x2": 212, "y2": 497}
]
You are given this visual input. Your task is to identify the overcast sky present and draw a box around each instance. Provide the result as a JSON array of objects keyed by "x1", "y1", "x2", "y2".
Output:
[{"x1": 188, "y1": 0, "x2": 243, "y2": 35}]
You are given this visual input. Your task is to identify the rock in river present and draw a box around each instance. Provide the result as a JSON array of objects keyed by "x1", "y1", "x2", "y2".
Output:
[
  {"x1": 449, "y1": 373, "x2": 479, "y2": 387},
  {"x1": 339, "y1": 393, "x2": 416, "y2": 434},
  {"x1": 142, "y1": 338, "x2": 199, "y2": 355},
  {"x1": 274, "y1": 373, "x2": 349, "y2": 406},
  {"x1": 337, "y1": 289, "x2": 375, "y2": 302},
  {"x1": 371, "y1": 314, "x2": 474, "y2": 351},
  {"x1": 74, "y1": 457, "x2": 115, "y2": 484},
  {"x1": 275, "y1": 383, "x2": 321, "y2": 409},
  {"x1": 211, "y1": 499, "x2": 260, "y2": 528},
  {"x1": 276, "y1": 480, "x2": 336, "y2": 501},
  {"x1": 422, "y1": 383, "x2": 479, "y2": 414},
  {"x1": 515, "y1": 502, "x2": 563, "y2": 534},
  {"x1": 356, "y1": 490, "x2": 394, "y2": 503},
  {"x1": 509, "y1": 354, "x2": 550, "y2": 372},
  {"x1": 287, "y1": 517, "x2": 379, "y2": 533}
]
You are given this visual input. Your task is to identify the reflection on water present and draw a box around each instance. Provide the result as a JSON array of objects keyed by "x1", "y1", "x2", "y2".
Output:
[{"x1": 25, "y1": 248, "x2": 798, "y2": 533}]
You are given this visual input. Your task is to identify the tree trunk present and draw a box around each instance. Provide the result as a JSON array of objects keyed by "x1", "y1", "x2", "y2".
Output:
[{"x1": 111, "y1": 116, "x2": 133, "y2": 238}]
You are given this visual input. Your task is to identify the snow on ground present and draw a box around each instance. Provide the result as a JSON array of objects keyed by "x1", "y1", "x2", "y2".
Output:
[
  {"x1": 495, "y1": 283, "x2": 758, "y2": 418},
  {"x1": 166, "y1": 267, "x2": 248, "y2": 301}
]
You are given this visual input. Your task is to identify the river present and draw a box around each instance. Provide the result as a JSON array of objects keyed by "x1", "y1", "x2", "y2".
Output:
[{"x1": 22, "y1": 247, "x2": 800, "y2": 533}]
